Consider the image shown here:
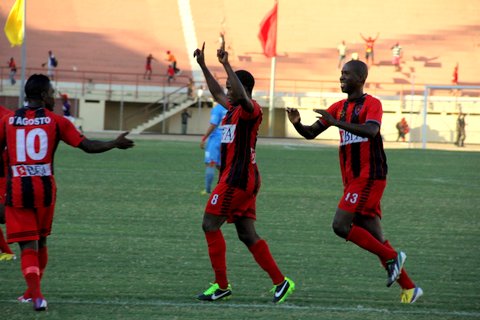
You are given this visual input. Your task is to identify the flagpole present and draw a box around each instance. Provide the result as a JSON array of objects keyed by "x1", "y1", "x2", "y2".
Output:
[
  {"x1": 268, "y1": 56, "x2": 276, "y2": 137},
  {"x1": 18, "y1": 0, "x2": 27, "y2": 109}
]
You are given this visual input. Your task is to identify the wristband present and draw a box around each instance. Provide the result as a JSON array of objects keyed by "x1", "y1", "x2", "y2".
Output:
[{"x1": 202, "y1": 136, "x2": 207, "y2": 142}]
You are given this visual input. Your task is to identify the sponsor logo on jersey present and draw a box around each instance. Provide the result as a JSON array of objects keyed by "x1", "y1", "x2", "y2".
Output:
[
  {"x1": 12, "y1": 164, "x2": 52, "y2": 177},
  {"x1": 339, "y1": 129, "x2": 368, "y2": 146},
  {"x1": 9, "y1": 116, "x2": 51, "y2": 126},
  {"x1": 221, "y1": 124, "x2": 236, "y2": 143}
]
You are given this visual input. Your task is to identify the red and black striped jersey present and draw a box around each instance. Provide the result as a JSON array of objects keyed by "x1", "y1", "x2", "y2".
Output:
[
  {"x1": 219, "y1": 99, "x2": 262, "y2": 193},
  {"x1": 0, "y1": 107, "x2": 85, "y2": 208},
  {"x1": 321, "y1": 94, "x2": 388, "y2": 184}
]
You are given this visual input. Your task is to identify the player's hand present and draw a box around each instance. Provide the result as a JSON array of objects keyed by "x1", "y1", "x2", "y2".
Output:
[
  {"x1": 314, "y1": 109, "x2": 336, "y2": 125},
  {"x1": 217, "y1": 47, "x2": 228, "y2": 65},
  {"x1": 200, "y1": 140, "x2": 206, "y2": 149},
  {"x1": 286, "y1": 107, "x2": 301, "y2": 124},
  {"x1": 193, "y1": 42, "x2": 206, "y2": 65},
  {"x1": 115, "y1": 131, "x2": 135, "y2": 149}
]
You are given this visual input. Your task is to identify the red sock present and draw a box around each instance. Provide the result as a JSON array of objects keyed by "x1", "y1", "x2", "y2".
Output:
[
  {"x1": 0, "y1": 227, "x2": 13, "y2": 254},
  {"x1": 21, "y1": 248, "x2": 42, "y2": 299},
  {"x1": 248, "y1": 239, "x2": 284, "y2": 285},
  {"x1": 382, "y1": 240, "x2": 415, "y2": 289},
  {"x1": 38, "y1": 246, "x2": 48, "y2": 279},
  {"x1": 205, "y1": 230, "x2": 228, "y2": 289},
  {"x1": 346, "y1": 225, "x2": 397, "y2": 261}
]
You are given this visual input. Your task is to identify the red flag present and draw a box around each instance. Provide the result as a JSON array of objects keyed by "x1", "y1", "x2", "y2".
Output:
[{"x1": 258, "y1": 1, "x2": 277, "y2": 58}]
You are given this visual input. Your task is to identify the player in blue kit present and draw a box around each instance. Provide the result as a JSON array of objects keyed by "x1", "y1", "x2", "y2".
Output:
[{"x1": 200, "y1": 103, "x2": 227, "y2": 195}]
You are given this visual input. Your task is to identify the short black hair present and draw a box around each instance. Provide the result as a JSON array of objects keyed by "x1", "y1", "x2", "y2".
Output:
[
  {"x1": 346, "y1": 60, "x2": 368, "y2": 83},
  {"x1": 235, "y1": 70, "x2": 255, "y2": 94},
  {"x1": 25, "y1": 74, "x2": 51, "y2": 100}
]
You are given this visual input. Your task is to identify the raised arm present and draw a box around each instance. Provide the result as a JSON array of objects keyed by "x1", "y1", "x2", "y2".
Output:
[
  {"x1": 286, "y1": 108, "x2": 326, "y2": 139},
  {"x1": 78, "y1": 131, "x2": 135, "y2": 153},
  {"x1": 193, "y1": 42, "x2": 228, "y2": 107}
]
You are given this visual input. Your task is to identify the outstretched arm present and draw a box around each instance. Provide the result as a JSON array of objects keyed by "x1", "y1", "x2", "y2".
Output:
[
  {"x1": 193, "y1": 42, "x2": 228, "y2": 107},
  {"x1": 314, "y1": 109, "x2": 379, "y2": 138},
  {"x1": 78, "y1": 131, "x2": 135, "y2": 153},
  {"x1": 286, "y1": 108, "x2": 326, "y2": 139}
]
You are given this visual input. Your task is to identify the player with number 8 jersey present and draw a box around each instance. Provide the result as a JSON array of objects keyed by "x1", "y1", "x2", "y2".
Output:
[{"x1": 193, "y1": 41, "x2": 294, "y2": 304}]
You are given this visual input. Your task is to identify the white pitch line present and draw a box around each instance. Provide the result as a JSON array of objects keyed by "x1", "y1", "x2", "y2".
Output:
[{"x1": 2, "y1": 299, "x2": 479, "y2": 317}]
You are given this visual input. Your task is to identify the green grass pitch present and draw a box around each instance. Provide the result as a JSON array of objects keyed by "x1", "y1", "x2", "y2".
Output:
[{"x1": 0, "y1": 138, "x2": 479, "y2": 319}]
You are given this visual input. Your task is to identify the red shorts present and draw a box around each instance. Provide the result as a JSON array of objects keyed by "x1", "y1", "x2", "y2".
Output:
[
  {"x1": 145, "y1": 64, "x2": 152, "y2": 71},
  {"x1": 205, "y1": 183, "x2": 257, "y2": 223},
  {"x1": 6, "y1": 206, "x2": 55, "y2": 243},
  {"x1": 338, "y1": 178, "x2": 386, "y2": 218}
]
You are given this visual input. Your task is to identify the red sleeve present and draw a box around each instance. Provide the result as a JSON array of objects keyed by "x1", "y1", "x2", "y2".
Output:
[
  {"x1": 365, "y1": 96, "x2": 383, "y2": 125},
  {"x1": 55, "y1": 114, "x2": 85, "y2": 147}
]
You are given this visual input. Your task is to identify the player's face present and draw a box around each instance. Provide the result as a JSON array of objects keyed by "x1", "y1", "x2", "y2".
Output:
[
  {"x1": 339, "y1": 63, "x2": 361, "y2": 94},
  {"x1": 225, "y1": 80, "x2": 235, "y2": 105}
]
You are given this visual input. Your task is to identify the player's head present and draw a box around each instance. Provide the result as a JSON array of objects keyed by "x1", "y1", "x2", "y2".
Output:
[
  {"x1": 235, "y1": 70, "x2": 255, "y2": 95},
  {"x1": 225, "y1": 70, "x2": 255, "y2": 104},
  {"x1": 340, "y1": 60, "x2": 368, "y2": 94},
  {"x1": 25, "y1": 74, "x2": 55, "y2": 110}
]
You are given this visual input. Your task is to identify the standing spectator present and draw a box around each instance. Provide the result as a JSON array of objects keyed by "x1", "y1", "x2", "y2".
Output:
[
  {"x1": 181, "y1": 109, "x2": 191, "y2": 134},
  {"x1": 0, "y1": 105, "x2": 15, "y2": 262},
  {"x1": 454, "y1": 113, "x2": 466, "y2": 147},
  {"x1": 286, "y1": 60, "x2": 422, "y2": 304},
  {"x1": 167, "y1": 64, "x2": 175, "y2": 84},
  {"x1": 144, "y1": 54, "x2": 156, "y2": 80},
  {"x1": 452, "y1": 63, "x2": 459, "y2": 86},
  {"x1": 360, "y1": 33, "x2": 379, "y2": 65},
  {"x1": 396, "y1": 117, "x2": 409, "y2": 142},
  {"x1": 391, "y1": 43, "x2": 402, "y2": 72},
  {"x1": 200, "y1": 103, "x2": 227, "y2": 195},
  {"x1": 166, "y1": 50, "x2": 181, "y2": 75},
  {"x1": 8, "y1": 57, "x2": 17, "y2": 85},
  {"x1": 193, "y1": 42, "x2": 295, "y2": 304},
  {"x1": 41, "y1": 51, "x2": 57, "y2": 81},
  {"x1": 337, "y1": 40, "x2": 347, "y2": 69},
  {"x1": 59, "y1": 93, "x2": 82, "y2": 132},
  {"x1": 1, "y1": 74, "x2": 134, "y2": 312},
  {"x1": 187, "y1": 77, "x2": 195, "y2": 99}
]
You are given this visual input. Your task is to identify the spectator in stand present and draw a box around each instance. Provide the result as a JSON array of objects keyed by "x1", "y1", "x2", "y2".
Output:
[
  {"x1": 167, "y1": 65, "x2": 175, "y2": 84},
  {"x1": 452, "y1": 63, "x2": 459, "y2": 85},
  {"x1": 181, "y1": 109, "x2": 191, "y2": 135},
  {"x1": 396, "y1": 117, "x2": 409, "y2": 142},
  {"x1": 41, "y1": 51, "x2": 57, "y2": 80},
  {"x1": 187, "y1": 77, "x2": 195, "y2": 99},
  {"x1": 8, "y1": 57, "x2": 17, "y2": 85},
  {"x1": 166, "y1": 50, "x2": 181, "y2": 75},
  {"x1": 360, "y1": 33, "x2": 379, "y2": 65},
  {"x1": 337, "y1": 40, "x2": 347, "y2": 69},
  {"x1": 454, "y1": 113, "x2": 466, "y2": 147},
  {"x1": 391, "y1": 43, "x2": 402, "y2": 72},
  {"x1": 144, "y1": 54, "x2": 157, "y2": 80}
]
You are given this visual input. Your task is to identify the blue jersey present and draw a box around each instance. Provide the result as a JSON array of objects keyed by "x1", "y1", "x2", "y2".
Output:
[
  {"x1": 205, "y1": 104, "x2": 227, "y2": 165},
  {"x1": 209, "y1": 104, "x2": 227, "y2": 140}
]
